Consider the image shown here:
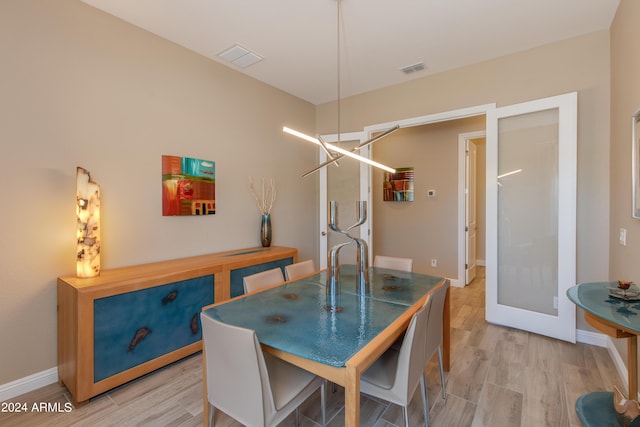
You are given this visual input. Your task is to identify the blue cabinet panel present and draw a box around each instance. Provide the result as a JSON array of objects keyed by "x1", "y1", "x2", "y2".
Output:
[
  {"x1": 229, "y1": 257, "x2": 293, "y2": 298},
  {"x1": 93, "y1": 275, "x2": 214, "y2": 382}
]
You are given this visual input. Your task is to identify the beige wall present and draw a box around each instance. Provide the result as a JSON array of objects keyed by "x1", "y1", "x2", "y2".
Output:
[
  {"x1": 0, "y1": 0, "x2": 318, "y2": 385},
  {"x1": 372, "y1": 117, "x2": 485, "y2": 278},
  {"x1": 317, "y1": 30, "x2": 611, "y2": 331},
  {"x1": 610, "y1": 0, "x2": 640, "y2": 383}
]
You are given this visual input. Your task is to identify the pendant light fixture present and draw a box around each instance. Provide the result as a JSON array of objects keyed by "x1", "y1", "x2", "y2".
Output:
[{"x1": 283, "y1": 0, "x2": 399, "y2": 177}]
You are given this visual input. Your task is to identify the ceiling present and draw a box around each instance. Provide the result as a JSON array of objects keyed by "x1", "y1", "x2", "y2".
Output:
[{"x1": 81, "y1": 0, "x2": 620, "y2": 106}]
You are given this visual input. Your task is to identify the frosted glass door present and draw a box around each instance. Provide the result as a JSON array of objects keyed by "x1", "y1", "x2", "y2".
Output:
[
  {"x1": 486, "y1": 93, "x2": 576, "y2": 343},
  {"x1": 498, "y1": 109, "x2": 559, "y2": 314}
]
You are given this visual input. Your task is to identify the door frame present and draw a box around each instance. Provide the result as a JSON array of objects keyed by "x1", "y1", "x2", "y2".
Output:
[
  {"x1": 458, "y1": 131, "x2": 486, "y2": 286},
  {"x1": 357, "y1": 103, "x2": 495, "y2": 285},
  {"x1": 318, "y1": 96, "x2": 576, "y2": 342}
]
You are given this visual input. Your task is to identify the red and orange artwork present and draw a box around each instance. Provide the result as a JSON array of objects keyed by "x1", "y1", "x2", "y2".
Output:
[{"x1": 162, "y1": 155, "x2": 215, "y2": 216}]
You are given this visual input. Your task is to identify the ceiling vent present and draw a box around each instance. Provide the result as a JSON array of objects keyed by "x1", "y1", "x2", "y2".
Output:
[
  {"x1": 217, "y1": 44, "x2": 263, "y2": 68},
  {"x1": 400, "y1": 62, "x2": 426, "y2": 75}
]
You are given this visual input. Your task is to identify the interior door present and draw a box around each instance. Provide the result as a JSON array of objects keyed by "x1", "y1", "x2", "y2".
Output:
[
  {"x1": 318, "y1": 132, "x2": 369, "y2": 269},
  {"x1": 486, "y1": 92, "x2": 576, "y2": 343},
  {"x1": 465, "y1": 139, "x2": 478, "y2": 285}
]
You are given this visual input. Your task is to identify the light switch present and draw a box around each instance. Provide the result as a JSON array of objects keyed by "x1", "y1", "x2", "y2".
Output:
[{"x1": 620, "y1": 228, "x2": 627, "y2": 246}]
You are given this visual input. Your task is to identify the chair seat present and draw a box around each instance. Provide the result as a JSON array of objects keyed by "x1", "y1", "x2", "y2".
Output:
[
  {"x1": 264, "y1": 352, "x2": 319, "y2": 411},
  {"x1": 361, "y1": 348, "x2": 399, "y2": 390},
  {"x1": 575, "y1": 391, "x2": 633, "y2": 427}
]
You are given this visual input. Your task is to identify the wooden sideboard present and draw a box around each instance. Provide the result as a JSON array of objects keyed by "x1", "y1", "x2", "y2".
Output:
[{"x1": 57, "y1": 246, "x2": 297, "y2": 405}]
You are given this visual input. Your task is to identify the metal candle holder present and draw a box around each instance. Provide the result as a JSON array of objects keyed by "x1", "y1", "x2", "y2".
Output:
[{"x1": 325, "y1": 200, "x2": 370, "y2": 312}]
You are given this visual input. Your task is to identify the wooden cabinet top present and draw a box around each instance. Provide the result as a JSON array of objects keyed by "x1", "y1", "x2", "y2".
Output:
[{"x1": 58, "y1": 246, "x2": 297, "y2": 294}]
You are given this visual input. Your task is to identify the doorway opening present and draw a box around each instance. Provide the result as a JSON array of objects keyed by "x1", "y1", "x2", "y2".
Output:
[
  {"x1": 458, "y1": 132, "x2": 486, "y2": 286},
  {"x1": 361, "y1": 105, "x2": 493, "y2": 287}
]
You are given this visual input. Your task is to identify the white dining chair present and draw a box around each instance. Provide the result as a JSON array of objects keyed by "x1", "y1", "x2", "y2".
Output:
[
  {"x1": 243, "y1": 267, "x2": 285, "y2": 294},
  {"x1": 425, "y1": 280, "x2": 450, "y2": 401},
  {"x1": 201, "y1": 313, "x2": 326, "y2": 427},
  {"x1": 284, "y1": 259, "x2": 316, "y2": 281},
  {"x1": 373, "y1": 255, "x2": 413, "y2": 272},
  {"x1": 360, "y1": 295, "x2": 431, "y2": 427}
]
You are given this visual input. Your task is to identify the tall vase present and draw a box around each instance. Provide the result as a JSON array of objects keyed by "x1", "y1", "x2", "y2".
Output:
[{"x1": 260, "y1": 213, "x2": 272, "y2": 247}]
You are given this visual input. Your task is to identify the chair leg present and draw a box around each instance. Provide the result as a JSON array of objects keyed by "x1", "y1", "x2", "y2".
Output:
[
  {"x1": 208, "y1": 404, "x2": 215, "y2": 427},
  {"x1": 437, "y1": 346, "x2": 447, "y2": 400},
  {"x1": 321, "y1": 381, "x2": 327, "y2": 427},
  {"x1": 420, "y1": 375, "x2": 430, "y2": 427},
  {"x1": 402, "y1": 406, "x2": 409, "y2": 427}
]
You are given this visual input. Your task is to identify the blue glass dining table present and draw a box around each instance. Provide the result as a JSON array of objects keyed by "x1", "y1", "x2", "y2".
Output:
[{"x1": 201, "y1": 264, "x2": 449, "y2": 427}]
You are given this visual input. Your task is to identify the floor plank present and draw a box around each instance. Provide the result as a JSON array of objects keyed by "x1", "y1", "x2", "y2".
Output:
[
  {"x1": 471, "y1": 383, "x2": 523, "y2": 427},
  {"x1": 521, "y1": 367, "x2": 570, "y2": 427}
]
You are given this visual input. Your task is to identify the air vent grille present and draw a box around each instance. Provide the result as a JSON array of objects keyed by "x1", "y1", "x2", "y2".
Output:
[
  {"x1": 217, "y1": 44, "x2": 263, "y2": 68},
  {"x1": 400, "y1": 62, "x2": 426, "y2": 75}
]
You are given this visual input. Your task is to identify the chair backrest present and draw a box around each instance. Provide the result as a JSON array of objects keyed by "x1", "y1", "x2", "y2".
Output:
[
  {"x1": 243, "y1": 267, "x2": 285, "y2": 294},
  {"x1": 425, "y1": 280, "x2": 450, "y2": 359},
  {"x1": 389, "y1": 295, "x2": 431, "y2": 400},
  {"x1": 373, "y1": 255, "x2": 413, "y2": 272},
  {"x1": 284, "y1": 259, "x2": 316, "y2": 281},
  {"x1": 200, "y1": 313, "x2": 276, "y2": 427}
]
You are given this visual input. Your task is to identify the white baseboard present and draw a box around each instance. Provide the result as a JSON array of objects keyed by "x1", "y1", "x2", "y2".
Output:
[
  {"x1": 604, "y1": 335, "x2": 632, "y2": 397},
  {"x1": 449, "y1": 277, "x2": 464, "y2": 288},
  {"x1": 576, "y1": 328, "x2": 609, "y2": 347},
  {"x1": 0, "y1": 367, "x2": 58, "y2": 402},
  {"x1": 606, "y1": 337, "x2": 630, "y2": 393}
]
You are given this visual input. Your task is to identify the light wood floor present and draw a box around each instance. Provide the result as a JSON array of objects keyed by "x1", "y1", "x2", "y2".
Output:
[{"x1": 1, "y1": 268, "x2": 624, "y2": 426}]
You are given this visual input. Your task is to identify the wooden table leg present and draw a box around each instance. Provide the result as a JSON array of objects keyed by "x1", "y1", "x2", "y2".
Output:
[
  {"x1": 443, "y1": 284, "x2": 451, "y2": 371},
  {"x1": 344, "y1": 365, "x2": 360, "y2": 427},
  {"x1": 629, "y1": 335, "x2": 638, "y2": 399}
]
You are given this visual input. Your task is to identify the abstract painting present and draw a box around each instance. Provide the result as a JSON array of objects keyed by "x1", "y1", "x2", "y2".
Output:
[
  {"x1": 162, "y1": 155, "x2": 215, "y2": 216},
  {"x1": 383, "y1": 167, "x2": 414, "y2": 202}
]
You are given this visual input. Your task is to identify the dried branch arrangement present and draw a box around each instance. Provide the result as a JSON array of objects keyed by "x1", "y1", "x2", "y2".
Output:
[{"x1": 248, "y1": 176, "x2": 277, "y2": 215}]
